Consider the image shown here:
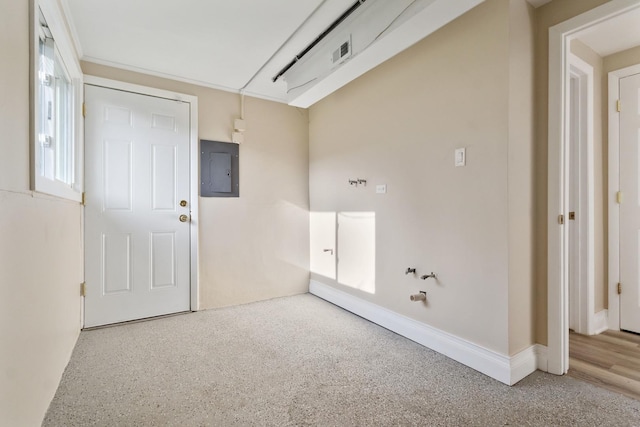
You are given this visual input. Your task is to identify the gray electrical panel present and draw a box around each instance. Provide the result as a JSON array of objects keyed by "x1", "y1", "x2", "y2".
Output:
[{"x1": 201, "y1": 140, "x2": 239, "y2": 197}]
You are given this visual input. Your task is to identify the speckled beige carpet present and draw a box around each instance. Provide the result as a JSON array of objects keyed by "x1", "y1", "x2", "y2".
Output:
[{"x1": 44, "y1": 294, "x2": 640, "y2": 426}]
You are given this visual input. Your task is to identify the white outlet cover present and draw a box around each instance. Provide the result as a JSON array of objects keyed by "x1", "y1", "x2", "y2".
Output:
[
  {"x1": 376, "y1": 184, "x2": 387, "y2": 194},
  {"x1": 455, "y1": 148, "x2": 466, "y2": 167}
]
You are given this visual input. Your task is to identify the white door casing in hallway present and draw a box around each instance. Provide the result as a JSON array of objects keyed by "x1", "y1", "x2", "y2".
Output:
[
  {"x1": 620, "y1": 72, "x2": 640, "y2": 334},
  {"x1": 567, "y1": 54, "x2": 595, "y2": 336},
  {"x1": 84, "y1": 84, "x2": 192, "y2": 327},
  {"x1": 568, "y1": 73, "x2": 580, "y2": 333}
]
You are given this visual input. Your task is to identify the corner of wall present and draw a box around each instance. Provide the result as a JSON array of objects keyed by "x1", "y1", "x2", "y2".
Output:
[{"x1": 507, "y1": 0, "x2": 536, "y2": 355}]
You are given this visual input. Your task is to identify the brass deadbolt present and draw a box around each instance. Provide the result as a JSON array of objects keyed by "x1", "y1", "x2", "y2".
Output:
[{"x1": 180, "y1": 200, "x2": 188, "y2": 207}]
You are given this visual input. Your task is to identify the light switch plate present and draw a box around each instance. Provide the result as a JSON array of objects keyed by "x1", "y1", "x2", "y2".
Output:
[
  {"x1": 455, "y1": 148, "x2": 466, "y2": 167},
  {"x1": 376, "y1": 184, "x2": 387, "y2": 194}
]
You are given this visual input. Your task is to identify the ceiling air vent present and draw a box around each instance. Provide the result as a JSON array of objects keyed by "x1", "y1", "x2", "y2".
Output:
[
  {"x1": 332, "y1": 39, "x2": 351, "y2": 64},
  {"x1": 278, "y1": 0, "x2": 485, "y2": 108}
]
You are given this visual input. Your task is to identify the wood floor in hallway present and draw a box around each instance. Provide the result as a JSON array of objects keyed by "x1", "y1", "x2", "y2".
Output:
[{"x1": 569, "y1": 330, "x2": 640, "y2": 401}]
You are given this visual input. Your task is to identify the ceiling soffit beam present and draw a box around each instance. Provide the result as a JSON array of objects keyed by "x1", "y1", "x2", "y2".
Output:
[
  {"x1": 272, "y1": 0, "x2": 368, "y2": 84},
  {"x1": 282, "y1": 0, "x2": 485, "y2": 108}
]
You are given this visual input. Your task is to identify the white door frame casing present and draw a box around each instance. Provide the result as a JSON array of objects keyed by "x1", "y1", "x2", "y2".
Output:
[
  {"x1": 608, "y1": 63, "x2": 640, "y2": 332},
  {"x1": 567, "y1": 53, "x2": 595, "y2": 336},
  {"x1": 547, "y1": 0, "x2": 640, "y2": 376},
  {"x1": 82, "y1": 75, "x2": 200, "y2": 316}
]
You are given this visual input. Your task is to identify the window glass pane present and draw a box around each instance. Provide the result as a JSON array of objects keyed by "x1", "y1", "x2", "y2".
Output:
[
  {"x1": 54, "y1": 51, "x2": 73, "y2": 185},
  {"x1": 37, "y1": 11, "x2": 74, "y2": 187},
  {"x1": 34, "y1": 3, "x2": 82, "y2": 200},
  {"x1": 38, "y1": 35, "x2": 55, "y2": 180}
]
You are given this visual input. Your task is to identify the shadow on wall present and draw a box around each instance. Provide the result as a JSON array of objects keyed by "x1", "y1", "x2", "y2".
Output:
[{"x1": 310, "y1": 211, "x2": 376, "y2": 294}]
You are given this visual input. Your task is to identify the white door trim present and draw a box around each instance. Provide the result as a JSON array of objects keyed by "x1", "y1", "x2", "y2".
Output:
[
  {"x1": 82, "y1": 75, "x2": 200, "y2": 314},
  {"x1": 567, "y1": 53, "x2": 595, "y2": 336},
  {"x1": 608, "y1": 63, "x2": 640, "y2": 331},
  {"x1": 548, "y1": 0, "x2": 640, "y2": 375}
]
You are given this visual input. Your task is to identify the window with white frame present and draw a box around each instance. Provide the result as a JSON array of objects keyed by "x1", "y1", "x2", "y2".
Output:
[{"x1": 33, "y1": 1, "x2": 83, "y2": 201}]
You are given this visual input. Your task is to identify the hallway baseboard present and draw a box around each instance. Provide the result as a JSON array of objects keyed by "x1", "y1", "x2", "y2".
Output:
[{"x1": 594, "y1": 310, "x2": 609, "y2": 335}]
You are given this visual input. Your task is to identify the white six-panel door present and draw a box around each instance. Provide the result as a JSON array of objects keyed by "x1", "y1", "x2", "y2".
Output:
[
  {"x1": 84, "y1": 85, "x2": 191, "y2": 327},
  {"x1": 620, "y1": 73, "x2": 640, "y2": 334}
]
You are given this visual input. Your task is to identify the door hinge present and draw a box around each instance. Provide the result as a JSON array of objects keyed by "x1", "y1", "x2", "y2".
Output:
[
  {"x1": 616, "y1": 99, "x2": 622, "y2": 112},
  {"x1": 616, "y1": 191, "x2": 623, "y2": 204},
  {"x1": 82, "y1": 103, "x2": 86, "y2": 117},
  {"x1": 81, "y1": 192, "x2": 86, "y2": 205},
  {"x1": 80, "y1": 282, "x2": 86, "y2": 297},
  {"x1": 558, "y1": 214, "x2": 564, "y2": 225},
  {"x1": 617, "y1": 282, "x2": 622, "y2": 295}
]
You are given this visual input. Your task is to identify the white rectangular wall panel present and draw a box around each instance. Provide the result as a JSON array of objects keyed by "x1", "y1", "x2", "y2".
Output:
[
  {"x1": 102, "y1": 233, "x2": 131, "y2": 294},
  {"x1": 310, "y1": 212, "x2": 337, "y2": 280},
  {"x1": 151, "y1": 113, "x2": 176, "y2": 132},
  {"x1": 104, "y1": 106, "x2": 132, "y2": 126},
  {"x1": 152, "y1": 144, "x2": 177, "y2": 211},
  {"x1": 337, "y1": 212, "x2": 376, "y2": 294},
  {"x1": 103, "y1": 139, "x2": 132, "y2": 211},
  {"x1": 151, "y1": 232, "x2": 176, "y2": 289}
]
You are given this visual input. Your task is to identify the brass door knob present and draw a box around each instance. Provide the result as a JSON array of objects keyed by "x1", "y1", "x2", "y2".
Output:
[{"x1": 179, "y1": 214, "x2": 189, "y2": 223}]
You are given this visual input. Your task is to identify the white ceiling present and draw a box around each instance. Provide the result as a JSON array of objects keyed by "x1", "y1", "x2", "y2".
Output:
[
  {"x1": 62, "y1": 0, "x2": 568, "y2": 105},
  {"x1": 65, "y1": 0, "x2": 356, "y2": 102},
  {"x1": 574, "y1": 6, "x2": 640, "y2": 57}
]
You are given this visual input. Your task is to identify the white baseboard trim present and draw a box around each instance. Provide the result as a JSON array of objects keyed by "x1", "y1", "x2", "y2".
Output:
[
  {"x1": 535, "y1": 344, "x2": 548, "y2": 372},
  {"x1": 309, "y1": 280, "x2": 539, "y2": 385},
  {"x1": 593, "y1": 309, "x2": 609, "y2": 335}
]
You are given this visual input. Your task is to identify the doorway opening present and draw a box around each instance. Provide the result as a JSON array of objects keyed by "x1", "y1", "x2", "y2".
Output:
[
  {"x1": 82, "y1": 76, "x2": 200, "y2": 327},
  {"x1": 548, "y1": 0, "x2": 640, "y2": 376}
]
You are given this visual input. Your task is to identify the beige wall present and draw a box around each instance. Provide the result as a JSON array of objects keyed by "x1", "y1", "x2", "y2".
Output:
[
  {"x1": 310, "y1": 0, "x2": 527, "y2": 355},
  {"x1": 533, "y1": 0, "x2": 611, "y2": 346},
  {"x1": 604, "y1": 45, "x2": 640, "y2": 73},
  {"x1": 507, "y1": 0, "x2": 536, "y2": 354},
  {"x1": 0, "y1": 0, "x2": 83, "y2": 425},
  {"x1": 569, "y1": 39, "x2": 607, "y2": 313},
  {"x1": 81, "y1": 63, "x2": 310, "y2": 309}
]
